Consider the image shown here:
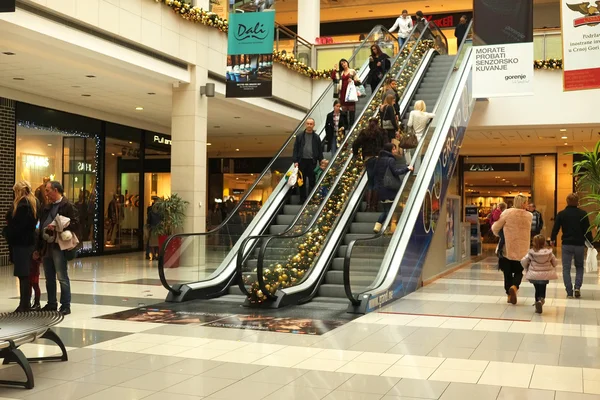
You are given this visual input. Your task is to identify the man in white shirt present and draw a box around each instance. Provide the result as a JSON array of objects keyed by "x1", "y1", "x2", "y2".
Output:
[{"x1": 389, "y1": 10, "x2": 414, "y2": 48}]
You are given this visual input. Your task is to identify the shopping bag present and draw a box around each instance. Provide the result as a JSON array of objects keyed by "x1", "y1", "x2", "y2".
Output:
[
  {"x1": 286, "y1": 167, "x2": 299, "y2": 187},
  {"x1": 356, "y1": 84, "x2": 367, "y2": 98},
  {"x1": 345, "y1": 80, "x2": 358, "y2": 102},
  {"x1": 585, "y1": 241, "x2": 598, "y2": 273}
]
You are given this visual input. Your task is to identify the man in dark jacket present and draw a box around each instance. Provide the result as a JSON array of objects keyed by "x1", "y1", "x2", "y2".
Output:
[
  {"x1": 293, "y1": 118, "x2": 324, "y2": 202},
  {"x1": 373, "y1": 143, "x2": 413, "y2": 232},
  {"x1": 454, "y1": 15, "x2": 469, "y2": 46},
  {"x1": 551, "y1": 193, "x2": 593, "y2": 298},
  {"x1": 36, "y1": 181, "x2": 79, "y2": 315},
  {"x1": 528, "y1": 203, "x2": 544, "y2": 238}
]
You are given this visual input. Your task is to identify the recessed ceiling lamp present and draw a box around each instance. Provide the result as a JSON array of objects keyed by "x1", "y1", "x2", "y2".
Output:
[
  {"x1": 147, "y1": 92, "x2": 156, "y2": 95},
  {"x1": 560, "y1": 129, "x2": 567, "y2": 132},
  {"x1": 207, "y1": 143, "x2": 212, "y2": 146},
  {"x1": 234, "y1": 116, "x2": 241, "y2": 119},
  {"x1": 12, "y1": 77, "x2": 24, "y2": 81},
  {"x1": 135, "y1": 107, "x2": 143, "y2": 111},
  {"x1": 47, "y1": 143, "x2": 52, "y2": 147},
  {"x1": 561, "y1": 136, "x2": 567, "y2": 139},
  {"x1": 564, "y1": 142, "x2": 568, "y2": 145},
  {"x1": 235, "y1": 148, "x2": 240, "y2": 151},
  {"x1": 214, "y1": 126, "x2": 221, "y2": 128},
  {"x1": 81, "y1": 94, "x2": 91, "y2": 97},
  {"x1": 128, "y1": 141, "x2": 133, "y2": 144},
  {"x1": 72, "y1": 85, "x2": 80, "y2": 88},
  {"x1": 111, "y1": 153, "x2": 115, "y2": 156},
  {"x1": 2, "y1": 52, "x2": 15, "y2": 55},
  {"x1": 85, "y1": 75, "x2": 96, "y2": 78}
]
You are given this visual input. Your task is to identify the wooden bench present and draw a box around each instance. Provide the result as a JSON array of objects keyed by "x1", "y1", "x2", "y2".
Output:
[{"x1": 0, "y1": 311, "x2": 67, "y2": 389}]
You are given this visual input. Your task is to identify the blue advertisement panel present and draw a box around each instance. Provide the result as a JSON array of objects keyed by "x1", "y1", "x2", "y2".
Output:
[{"x1": 365, "y1": 70, "x2": 475, "y2": 312}]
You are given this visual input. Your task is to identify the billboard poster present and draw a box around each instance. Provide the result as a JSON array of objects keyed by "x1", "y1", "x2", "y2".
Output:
[
  {"x1": 472, "y1": 0, "x2": 534, "y2": 97},
  {"x1": 561, "y1": 2, "x2": 600, "y2": 91},
  {"x1": 226, "y1": 12, "x2": 274, "y2": 98}
]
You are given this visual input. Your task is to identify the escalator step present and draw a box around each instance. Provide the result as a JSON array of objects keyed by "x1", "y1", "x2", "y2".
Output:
[
  {"x1": 276, "y1": 214, "x2": 295, "y2": 225},
  {"x1": 269, "y1": 225, "x2": 287, "y2": 235},
  {"x1": 288, "y1": 195, "x2": 301, "y2": 206},
  {"x1": 344, "y1": 233, "x2": 375, "y2": 244},
  {"x1": 283, "y1": 205, "x2": 302, "y2": 214},
  {"x1": 331, "y1": 257, "x2": 384, "y2": 271},
  {"x1": 349, "y1": 222, "x2": 379, "y2": 234},
  {"x1": 318, "y1": 284, "x2": 347, "y2": 298},
  {"x1": 354, "y1": 212, "x2": 381, "y2": 223},
  {"x1": 326, "y1": 270, "x2": 378, "y2": 286}
]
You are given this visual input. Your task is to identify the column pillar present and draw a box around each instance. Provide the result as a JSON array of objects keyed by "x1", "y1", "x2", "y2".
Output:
[
  {"x1": 171, "y1": 66, "x2": 208, "y2": 234},
  {"x1": 297, "y1": 0, "x2": 320, "y2": 43}
]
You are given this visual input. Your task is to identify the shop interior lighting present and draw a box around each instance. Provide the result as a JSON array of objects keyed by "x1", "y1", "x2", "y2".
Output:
[
  {"x1": 560, "y1": 129, "x2": 567, "y2": 132},
  {"x1": 135, "y1": 107, "x2": 143, "y2": 111},
  {"x1": 236, "y1": 148, "x2": 240, "y2": 151},
  {"x1": 564, "y1": 142, "x2": 568, "y2": 145},
  {"x1": 561, "y1": 136, "x2": 568, "y2": 139},
  {"x1": 207, "y1": 143, "x2": 212, "y2": 146},
  {"x1": 47, "y1": 143, "x2": 52, "y2": 147}
]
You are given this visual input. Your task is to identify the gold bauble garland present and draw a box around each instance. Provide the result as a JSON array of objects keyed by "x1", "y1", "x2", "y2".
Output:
[
  {"x1": 534, "y1": 59, "x2": 562, "y2": 70},
  {"x1": 153, "y1": 0, "x2": 334, "y2": 79},
  {"x1": 244, "y1": 40, "x2": 435, "y2": 303}
]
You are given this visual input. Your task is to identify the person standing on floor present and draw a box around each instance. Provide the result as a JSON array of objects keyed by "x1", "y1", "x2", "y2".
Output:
[
  {"x1": 389, "y1": 9, "x2": 414, "y2": 48},
  {"x1": 522, "y1": 234, "x2": 558, "y2": 314},
  {"x1": 331, "y1": 59, "x2": 360, "y2": 126},
  {"x1": 551, "y1": 193, "x2": 594, "y2": 298},
  {"x1": 528, "y1": 202, "x2": 544, "y2": 239},
  {"x1": 4, "y1": 181, "x2": 38, "y2": 312},
  {"x1": 293, "y1": 118, "x2": 323, "y2": 203},
  {"x1": 37, "y1": 181, "x2": 79, "y2": 315},
  {"x1": 492, "y1": 194, "x2": 532, "y2": 305},
  {"x1": 368, "y1": 44, "x2": 391, "y2": 93},
  {"x1": 325, "y1": 100, "x2": 349, "y2": 153}
]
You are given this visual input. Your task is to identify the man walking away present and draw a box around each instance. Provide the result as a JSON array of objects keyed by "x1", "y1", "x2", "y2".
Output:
[
  {"x1": 36, "y1": 181, "x2": 79, "y2": 315},
  {"x1": 551, "y1": 193, "x2": 593, "y2": 298},
  {"x1": 292, "y1": 118, "x2": 323, "y2": 203},
  {"x1": 529, "y1": 203, "x2": 544, "y2": 238},
  {"x1": 455, "y1": 15, "x2": 469, "y2": 45}
]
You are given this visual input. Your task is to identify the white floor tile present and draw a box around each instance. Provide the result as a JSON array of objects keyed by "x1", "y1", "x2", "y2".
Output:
[
  {"x1": 509, "y1": 322, "x2": 547, "y2": 334},
  {"x1": 407, "y1": 316, "x2": 449, "y2": 328},
  {"x1": 479, "y1": 361, "x2": 534, "y2": 388},
  {"x1": 395, "y1": 355, "x2": 445, "y2": 368},
  {"x1": 253, "y1": 354, "x2": 310, "y2": 368},
  {"x1": 439, "y1": 318, "x2": 481, "y2": 330},
  {"x1": 381, "y1": 365, "x2": 436, "y2": 379},
  {"x1": 429, "y1": 368, "x2": 482, "y2": 384},
  {"x1": 439, "y1": 358, "x2": 488, "y2": 372},
  {"x1": 353, "y1": 352, "x2": 402, "y2": 365},
  {"x1": 530, "y1": 365, "x2": 583, "y2": 393},
  {"x1": 336, "y1": 361, "x2": 390, "y2": 376},
  {"x1": 473, "y1": 320, "x2": 513, "y2": 332},
  {"x1": 314, "y1": 349, "x2": 362, "y2": 362},
  {"x1": 585, "y1": 380, "x2": 600, "y2": 395},
  {"x1": 294, "y1": 358, "x2": 348, "y2": 372}
]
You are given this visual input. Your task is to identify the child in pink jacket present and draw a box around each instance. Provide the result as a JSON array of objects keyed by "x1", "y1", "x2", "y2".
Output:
[{"x1": 521, "y1": 234, "x2": 558, "y2": 314}]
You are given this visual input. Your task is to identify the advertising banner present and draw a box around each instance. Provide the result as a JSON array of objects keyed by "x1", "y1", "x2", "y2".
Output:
[
  {"x1": 561, "y1": 2, "x2": 600, "y2": 91},
  {"x1": 226, "y1": 12, "x2": 274, "y2": 98},
  {"x1": 472, "y1": 0, "x2": 534, "y2": 97}
]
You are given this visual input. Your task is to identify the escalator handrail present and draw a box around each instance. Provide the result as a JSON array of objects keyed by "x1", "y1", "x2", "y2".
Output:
[
  {"x1": 254, "y1": 23, "x2": 434, "y2": 301},
  {"x1": 342, "y1": 21, "x2": 474, "y2": 305},
  {"x1": 157, "y1": 24, "x2": 395, "y2": 295}
]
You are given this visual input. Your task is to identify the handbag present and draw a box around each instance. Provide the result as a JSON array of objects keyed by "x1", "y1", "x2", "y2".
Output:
[
  {"x1": 381, "y1": 106, "x2": 395, "y2": 130},
  {"x1": 383, "y1": 165, "x2": 402, "y2": 190},
  {"x1": 356, "y1": 84, "x2": 367, "y2": 97},
  {"x1": 345, "y1": 80, "x2": 358, "y2": 103},
  {"x1": 399, "y1": 126, "x2": 419, "y2": 149}
]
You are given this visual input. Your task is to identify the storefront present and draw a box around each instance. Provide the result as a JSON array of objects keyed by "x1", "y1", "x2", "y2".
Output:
[{"x1": 10, "y1": 102, "x2": 171, "y2": 258}]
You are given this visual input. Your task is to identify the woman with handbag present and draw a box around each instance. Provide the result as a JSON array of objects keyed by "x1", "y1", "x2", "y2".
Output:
[
  {"x1": 332, "y1": 58, "x2": 360, "y2": 126},
  {"x1": 373, "y1": 143, "x2": 413, "y2": 233},
  {"x1": 381, "y1": 94, "x2": 399, "y2": 142},
  {"x1": 368, "y1": 44, "x2": 390, "y2": 93},
  {"x1": 405, "y1": 100, "x2": 435, "y2": 166},
  {"x1": 353, "y1": 118, "x2": 387, "y2": 212}
]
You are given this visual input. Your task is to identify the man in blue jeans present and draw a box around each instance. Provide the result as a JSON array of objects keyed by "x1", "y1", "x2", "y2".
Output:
[
  {"x1": 36, "y1": 181, "x2": 79, "y2": 315},
  {"x1": 551, "y1": 193, "x2": 593, "y2": 298}
]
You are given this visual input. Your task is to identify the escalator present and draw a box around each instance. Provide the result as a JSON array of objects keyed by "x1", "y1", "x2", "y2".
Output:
[{"x1": 158, "y1": 25, "x2": 400, "y2": 303}]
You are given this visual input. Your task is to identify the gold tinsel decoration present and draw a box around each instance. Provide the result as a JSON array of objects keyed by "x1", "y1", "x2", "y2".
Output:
[
  {"x1": 154, "y1": 0, "x2": 334, "y2": 79},
  {"x1": 534, "y1": 59, "x2": 563, "y2": 70},
  {"x1": 243, "y1": 40, "x2": 435, "y2": 303}
]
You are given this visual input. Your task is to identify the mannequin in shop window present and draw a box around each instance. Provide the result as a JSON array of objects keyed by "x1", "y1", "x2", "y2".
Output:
[
  {"x1": 106, "y1": 193, "x2": 123, "y2": 245},
  {"x1": 76, "y1": 189, "x2": 91, "y2": 243}
]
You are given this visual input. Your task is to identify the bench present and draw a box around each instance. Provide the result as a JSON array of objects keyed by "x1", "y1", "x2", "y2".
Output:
[{"x1": 0, "y1": 311, "x2": 68, "y2": 389}]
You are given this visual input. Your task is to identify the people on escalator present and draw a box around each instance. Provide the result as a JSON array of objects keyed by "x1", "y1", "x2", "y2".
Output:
[
  {"x1": 353, "y1": 118, "x2": 388, "y2": 212},
  {"x1": 293, "y1": 118, "x2": 324, "y2": 203},
  {"x1": 325, "y1": 100, "x2": 349, "y2": 153},
  {"x1": 381, "y1": 78, "x2": 400, "y2": 117},
  {"x1": 406, "y1": 100, "x2": 435, "y2": 167},
  {"x1": 389, "y1": 9, "x2": 414, "y2": 49},
  {"x1": 381, "y1": 94, "x2": 400, "y2": 143},
  {"x1": 455, "y1": 15, "x2": 469, "y2": 46},
  {"x1": 415, "y1": 11, "x2": 427, "y2": 31},
  {"x1": 332, "y1": 58, "x2": 360, "y2": 127},
  {"x1": 368, "y1": 44, "x2": 391, "y2": 93},
  {"x1": 373, "y1": 143, "x2": 413, "y2": 233}
]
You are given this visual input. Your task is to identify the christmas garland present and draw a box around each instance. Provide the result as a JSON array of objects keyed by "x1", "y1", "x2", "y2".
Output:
[
  {"x1": 154, "y1": 0, "x2": 334, "y2": 79},
  {"x1": 534, "y1": 59, "x2": 562, "y2": 70}
]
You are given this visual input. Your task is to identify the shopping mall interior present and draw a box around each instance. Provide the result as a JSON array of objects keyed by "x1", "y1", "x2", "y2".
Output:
[{"x1": 0, "y1": 0, "x2": 599, "y2": 399}]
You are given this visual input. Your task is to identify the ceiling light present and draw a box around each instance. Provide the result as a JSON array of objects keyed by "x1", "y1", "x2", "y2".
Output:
[
  {"x1": 81, "y1": 94, "x2": 91, "y2": 97},
  {"x1": 72, "y1": 85, "x2": 80, "y2": 88},
  {"x1": 12, "y1": 77, "x2": 24, "y2": 80},
  {"x1": 561, "y1": 136, "x2": 567, "y2": 139},
  {"x1": 135, "y1": 107, "x2": 143, "y2": 111},
  {"x1": 236, "y1": 148, "x2": 240, "y2": 151},
  {"x1": 85, "y1": 75, "x2": 96, "y2": 78},
  {"x1": 234, "y1": 116, "x2": 241, "y2": 119},
  {"x1": 502, "y1": 178, "x2": 505, "y2": 181},
  {"x1": 147, "y1": 92, "x2": 156, "y2": 95},
  {"x1": 265, "y1": 125, "x2": 272, "y2": 128},
  {"x1": 564, "y1": 142, "x2": 568, "y2": 145},
  {"x1": 128, "y1": 141, "x2": 133, "y2": 144},
  {"x1": 236, "y1": 177, "x2": 239, "y2": 180},
  {"x1": 251, "y1": 174, "x2": 254, "y2": 176},
  {"x1": 111, "y1": 153, "x2": 115, "y2": 156},
  {"x1": 2, "y1": 52, "x2": 15, "y2": 55},
  {"x1": 560, "y1": 129, "x2": 567, "y2": 132},
  {"x1": 47, "y1": 143, "x2": 52, "y2": 147},
  {"x1": 207, "y1": 143, "x2": 212, "y2": 146}
]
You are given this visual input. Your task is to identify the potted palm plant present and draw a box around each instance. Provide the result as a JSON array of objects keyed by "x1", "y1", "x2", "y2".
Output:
[
  {"x1": 152, "y1": 193, "x2": 189, "y2": 268},
  {"x1": 571, "y1": 140, "x2": 600, "y2": 243}
]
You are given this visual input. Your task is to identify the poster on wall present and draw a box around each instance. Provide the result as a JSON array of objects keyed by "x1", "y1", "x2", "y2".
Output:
[
  {"x1": 561, "y1": 2, "x2": 600, "y2": 91},
  {"x1": 226, "y1": 11, "x2": 274, "y2": 98},
  {"x1": 472, "y1": 0, "x2": 534, "y2": 97},
  {"x1": 211, "y1": 0, "x2": 228, "y2": 20}
]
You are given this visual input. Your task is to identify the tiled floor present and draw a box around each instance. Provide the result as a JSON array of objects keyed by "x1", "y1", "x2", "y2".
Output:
[{"x1": 0, "y1": 253, "x2": 600, "y2": 399}]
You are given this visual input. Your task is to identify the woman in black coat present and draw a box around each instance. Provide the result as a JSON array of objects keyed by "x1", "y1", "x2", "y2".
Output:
[
  {"x1": 4, "y1": 181, "x2": 38, "y2": 312},
  {"x1": 325, "y1": 100, "x2": 349, "y2": 153},
  {"x1": 352, "y1": 118, "x2": 387, "y2": 212},
  {"x1": 373, "y1": 143, "x2": 413, "y2": 233},
  {"x1": 368, "y1": 44, "x2": 391, "y2": 93}
]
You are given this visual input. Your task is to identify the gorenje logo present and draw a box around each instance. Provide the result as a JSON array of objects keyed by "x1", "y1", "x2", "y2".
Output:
[
  {"x1": 235, "y1": 22, "x2": 269, "y2": 42},
  {"x1": 505, "y1": 74, "x2": 527, "y2": 81}
]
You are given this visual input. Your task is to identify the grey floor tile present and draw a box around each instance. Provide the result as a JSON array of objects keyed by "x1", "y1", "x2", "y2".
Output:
[
  {"x1": 470, "y1": 348, "x2": 516, "y2": 362},
  {"x1": 408, "y1": 328, "x2": 453, "y2": 341},
  {"x1": 47, "y1": 328, "x2": 131, "y2": 347},
  {"x1": 263, "y1": 385, "x2": 331, "y2": 400},
  {"x1": 497, "y1": 386, "x2": 555, "y2": 400},
  {"x1": 559, "y1": 353, "x2": 600, "y2": 368},
  {"x1": 290, "y1": 370, "x2": 353, "y2": 390},
  {"x1": 79, "y1": 386, "x2": 154, "y2": 400},
  {"x1": 201, "y1": 362, "x2": 264, "y2": 380},
  {"x1": 117, "y1": 371, "x2": 190, "y2": 391},
  {"x1": 519, "y1": 334, "x2": 563, "y2": 354},
  {"x1": 439, "y1": 383, "x2": 500, "y2": 400},
  {"x1": 387, "y1": 342, "x2": 437, "y2": 356},
  {"x1": 366, "y1": 326, "x2": 419, "y2": 341},
  {"x1": 513, "y1": 351, "x2": 559, "y2": 366},
  {"x1": 207, "y1": 379, "x2": 282, "y2": 400},
  {"x1": 38, "y1": 362, "x2": 109, "y2": 381},
  {"x1": 76, "y1": 366, "x2": 149, "y2": 385},
  {"x1": 469, "y1": 304, "x2": 509, "y2": 318},
  {"x1": 79, "y1": 351, "x2": 146, "y2": 367},
  {"x1": 337, "y1": 375, "x2": 400, "y2": 395},
  {"x1": 440, "y1": 303, "x2": 481, "y2": 317},
  {"x1": 119, "y1": 355, "x2": 184, "y2": 371},
  {"x1": 144, "y1": 393, "x2": 203, "y2": 400},
  {"x1": 65, "y1": 348, "x2": 110, "y2": 362},
  {"x1": 387, "y1": 378, "x2": 449, "y2": 399},
  {"x1": 477, "y1": 332, "x2": 524, "y2": 351},
  {"x1": 555, "y1": 393, "x2": 600, "y2": 400},
  {"x1": 244, "y1": 366, "x2": 307, "y2": 385},
  {"x1": 162, "y1": 375, "x2": 237, "y2": 397},
  {"x1": 322, "y1": 391, "x2": 383, "y2": 400},
  {"x1": 348, "y1": 340, "x2": 398, "y2": 353},
  {"x1": 159, "y1": 358, "x2": 223, "y2": 375},
  {"x1": 428, "y1": 345, "x2": 474, "y2": 359},
  {"x1": 23, "y1": 381, "x2": 109, "y2": 400},
  {"x1": 438, "y1": 330, "x2": 487, "y2": 349}
]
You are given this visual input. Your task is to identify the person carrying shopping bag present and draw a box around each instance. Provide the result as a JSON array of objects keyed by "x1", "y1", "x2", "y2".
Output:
[{"x1": 332, "y1": 58, "x2": 361, "y2": 126}]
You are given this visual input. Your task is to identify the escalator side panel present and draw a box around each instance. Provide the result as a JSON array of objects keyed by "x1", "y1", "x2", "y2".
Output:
[{"x1": 363, "y1": 60, "x2": 475, "y2": 313}]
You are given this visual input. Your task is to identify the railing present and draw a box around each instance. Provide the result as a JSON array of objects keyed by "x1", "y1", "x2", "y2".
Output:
[
  {"x1": 342, "y1": 21, "x2": 473, "y2": 305},
  {"x1": 158, "y1": 25, "x2": 395, "y2": 298},
  {"x1": 251, "y1": 23, "x2": 439, "y2": 304},
  {"x1": 274, "y1": 23, "x2": 315, "y2": 68}
]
